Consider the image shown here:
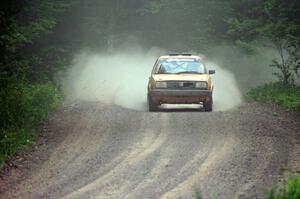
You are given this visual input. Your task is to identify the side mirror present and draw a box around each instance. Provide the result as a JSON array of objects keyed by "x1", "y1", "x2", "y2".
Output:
[{"x1": 209, "y1": 70, "x2": 215, "y2": 75}]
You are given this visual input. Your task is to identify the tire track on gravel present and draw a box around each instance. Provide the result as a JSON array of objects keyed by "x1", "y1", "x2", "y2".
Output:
[
  {"x1": 1, "y1": 103, "x2": 299, "y2": 199},
  {"x1": 63, "y1": 114, "x2": 170, "y2": 199}
]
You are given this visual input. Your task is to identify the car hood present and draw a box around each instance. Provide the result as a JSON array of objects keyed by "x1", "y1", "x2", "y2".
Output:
[{"x1": 152, "y1": 74, "x2": 210, "y2": 82}]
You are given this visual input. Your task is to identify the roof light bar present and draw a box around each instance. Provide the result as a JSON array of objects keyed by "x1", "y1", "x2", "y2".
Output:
[
  {"x1": 168, "y1": 53, "x2": 180, "y2": 56},
  {"x1": 168, "y1": 52, "x2": 192, "y2": 56},
  {"x1": 181, "y1": 52, "x2": 192, "y2": 56}
]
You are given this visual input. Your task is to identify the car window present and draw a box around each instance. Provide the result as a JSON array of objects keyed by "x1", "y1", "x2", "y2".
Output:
[{"x1": 155, "y1": 59, "x2": 206, "y2": 74}]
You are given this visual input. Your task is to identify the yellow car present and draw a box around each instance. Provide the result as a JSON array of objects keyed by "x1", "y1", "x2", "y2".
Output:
[{"x1": 147, "y1": 53, "x2": 215, "y2": 112}]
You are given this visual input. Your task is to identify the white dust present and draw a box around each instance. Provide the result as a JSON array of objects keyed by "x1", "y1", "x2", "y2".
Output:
[{"x1": 64, "y1": 49, "x2": 242, "y2": 111}]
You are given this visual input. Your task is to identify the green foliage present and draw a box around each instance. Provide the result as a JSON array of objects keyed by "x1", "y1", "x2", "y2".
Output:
[
  {"x1": 0, "y1": 0, "x2": 74, "y2": 167},
  {"x1": 235, "y1": 40, "x2": 257, "y2": 54},
  {"x1": 195, "y1": 189, "x2": 203, "y2": 199},
  {"x1": 227, "y1": 0, "x2": 300, "y2": 42},
  {"x1": 227, "y1": 18, "x2": 262, "y2": 42},
  {"x1": 269, "y1": 39, "x2": 299, "y2": 86},
  {"x1": 0, "y1": 82, "x2": 62, "y2": 167},
  {"x1": 265, "y1": 175, "x2": 300, "y2": 199},
  {"x1": 271, "y1": 59, "x2": 292, "y2": 85},
  {"x1": 0, "y1": 128, "x2": 36, "y2": 166},
  {"x1": 143, "y1": 2, "x2": 162, "y2": 14},
  {"x1": 136, "y1": 0, "x2": 232, "y2": 50},
  {"x1": 227, "y1": 0, "x2": 300, "y2": 85},
  {"x1": 193, "y1": 176, "x2": 300, "y2": 199},
  {"x1": 247, "y1": 82, "x2": 300, "y2": 110},
  {"x1": 0, "y1": 0, "x2": 77, "y2": 84}
]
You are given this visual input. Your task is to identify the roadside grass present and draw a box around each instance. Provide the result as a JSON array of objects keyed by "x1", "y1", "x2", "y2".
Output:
[
  {"x1": 266, "y1": 175, "x2": 300, "y2": 199},
  {"x1": 194, "y1": 175, "x2": 300, "y2": 199},
  {"x1": 247, "y1": 82, "x2": 300, "y2": 111},
  {"x1": 195, "y1": 189, "x2": 202, "y2": 199},
  {"x1": 0, "y1": 82, "x2": 62, "y2": 167}
]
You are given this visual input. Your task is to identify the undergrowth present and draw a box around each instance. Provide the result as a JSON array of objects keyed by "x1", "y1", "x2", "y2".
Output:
[
  {"x1": 247, "y1": 82, "x2": 300, "y2": 110},
  {"x1": 194, "y1": 175, "x2": 300, "y2": 199},
  {"x1": 0, "y1": 82, "x2": 62, "y2": 167},
  {"x1": 266, "y1": 175, "x2": 300, "y2": 199}
]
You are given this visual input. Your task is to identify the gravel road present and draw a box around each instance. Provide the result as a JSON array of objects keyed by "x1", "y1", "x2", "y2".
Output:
[{"x1": 0, "y1": 102, "x2": 299, "y2": 199}]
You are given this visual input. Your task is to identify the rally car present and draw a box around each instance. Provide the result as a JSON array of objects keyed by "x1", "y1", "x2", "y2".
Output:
[{"x1": 147, "y1": 53, "x2": 215, "y2": 112}]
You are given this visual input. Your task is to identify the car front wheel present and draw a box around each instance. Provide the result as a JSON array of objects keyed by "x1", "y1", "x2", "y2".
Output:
[
  {"x1": 148, "y1": 94, "x2": 158, "y2": 112},
  {"x1": 204, "y1": 96, "x2": 213, "y2": 112}
]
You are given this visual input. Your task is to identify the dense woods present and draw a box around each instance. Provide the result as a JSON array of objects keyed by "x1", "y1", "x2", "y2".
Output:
[{"x1": 0, "y1": 0, "x2": 299, "y2": 165}]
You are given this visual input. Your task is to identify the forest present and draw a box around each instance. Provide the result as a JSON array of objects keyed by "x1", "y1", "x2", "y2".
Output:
[{"x1": 0, "y1": 0, "x2": 299, "y2": 167}]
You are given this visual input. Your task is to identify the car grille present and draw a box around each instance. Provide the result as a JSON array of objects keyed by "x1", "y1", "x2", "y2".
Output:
[{"x1": 167, "y1": 81, "x2": 197, "y2": 89}]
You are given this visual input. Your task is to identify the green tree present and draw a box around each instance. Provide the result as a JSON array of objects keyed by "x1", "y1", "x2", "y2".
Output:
[{"x1": 227, "y1": 0, "x2": 300, "y2": 85}]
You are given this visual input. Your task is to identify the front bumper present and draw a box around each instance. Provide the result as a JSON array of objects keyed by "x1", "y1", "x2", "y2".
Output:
[{"x1": 148, "y1": 89, "x2": 212, "y2": 104}]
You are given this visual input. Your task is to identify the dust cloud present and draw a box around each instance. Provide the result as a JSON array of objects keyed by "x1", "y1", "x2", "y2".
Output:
[
  {"x1": 64, "y1": 48, "x2": 242, "y2": 111},
  {"x1": 207, "y1": 45, "x2": 277, "y2": 90},
  {"x1": 207, "y1": 61, "x2": 243, "y2": 111}
]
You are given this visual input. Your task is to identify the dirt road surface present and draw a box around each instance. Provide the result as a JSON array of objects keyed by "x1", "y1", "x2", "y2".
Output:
[{"x1": 0, "y1": 102, "x2": 299, "y2": 199}]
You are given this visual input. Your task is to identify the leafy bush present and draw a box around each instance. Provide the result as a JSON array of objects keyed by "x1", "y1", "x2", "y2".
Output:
[
  {"x1": 0, "y1": 128, "x2": 36, "y2": 165},
  {"x1": 270, "y1": 40, "x2": 300, "y2": 86},
  {"x1": 235, "y1": 40, "x2": 257, "y2": 54},
  {"x1": 142, "y1": 2, "x2": 162, "y2": 14},
  {"x1": 0, "y1": 82, "x2": 62, "y2": 167},
  {"x1": 247, "y1": 82, "x2": 300, "y2": 110},
  {"x1": 266, "y1": 175, "x2": 300, "y2": 199}
]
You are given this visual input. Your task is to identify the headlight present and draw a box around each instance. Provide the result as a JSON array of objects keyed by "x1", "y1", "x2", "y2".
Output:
[
  {"x1": 155, "y1": 81, "x2": 167, "y2": 88},
  {"x1": 195, "y1": 82, "x2": 208, "y2": 89}
]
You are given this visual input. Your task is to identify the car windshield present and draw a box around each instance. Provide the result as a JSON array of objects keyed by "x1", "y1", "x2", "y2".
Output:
[{"x1": 156, "y1": 59, "x2": 206, "y2": 74}]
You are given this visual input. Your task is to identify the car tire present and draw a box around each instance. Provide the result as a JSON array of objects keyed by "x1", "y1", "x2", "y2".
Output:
[
  {"x1": 204, "y1": 95, "x2": 213, "y2": 112},
  {"x1": 148, "y1": 94, "x2": 158, "y2": 112}
]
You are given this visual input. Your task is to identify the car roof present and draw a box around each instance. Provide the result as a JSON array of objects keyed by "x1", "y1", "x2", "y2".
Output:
[{"x1": 158, "y1": 54, "x2": 203, "y2": 60}]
